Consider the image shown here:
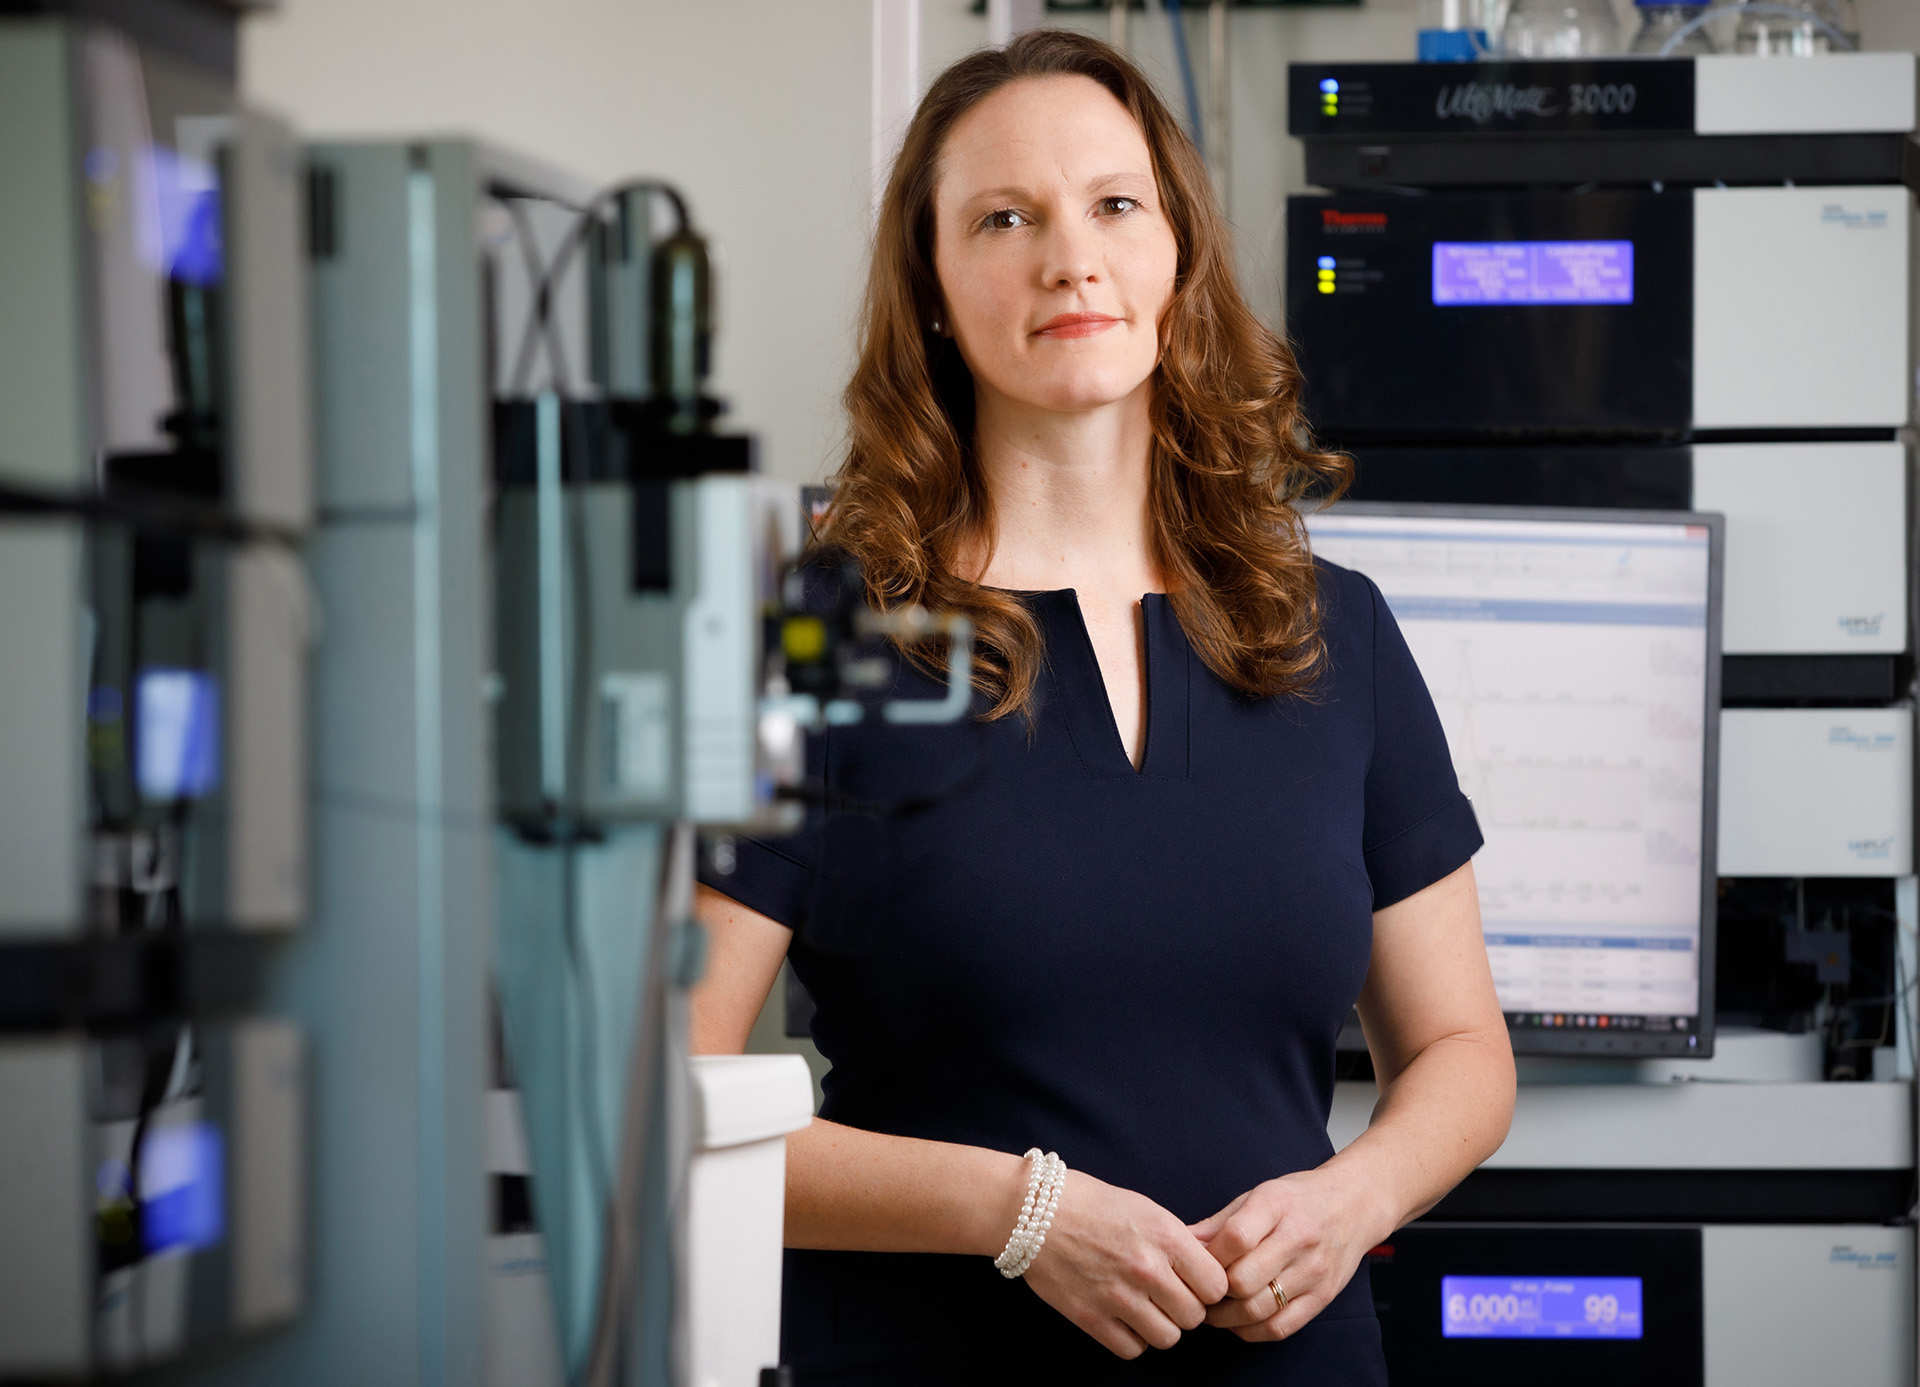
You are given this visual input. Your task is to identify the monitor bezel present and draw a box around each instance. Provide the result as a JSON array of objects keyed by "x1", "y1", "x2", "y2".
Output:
[{"x1": 1311, "y1": 500, "x2": 1723, "y2": 1061}]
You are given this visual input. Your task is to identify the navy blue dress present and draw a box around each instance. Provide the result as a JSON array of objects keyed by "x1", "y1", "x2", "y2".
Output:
[{"x1": 700, "y1": 560, "x2": 1481, "y2": 1385}]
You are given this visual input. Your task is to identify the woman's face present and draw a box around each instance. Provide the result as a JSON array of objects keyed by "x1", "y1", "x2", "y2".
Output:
[{"x1": 932, "y1": 75, "x2": 1179, "y2": 419}]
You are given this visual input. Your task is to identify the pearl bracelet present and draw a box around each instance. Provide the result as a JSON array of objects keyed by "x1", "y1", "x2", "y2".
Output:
[{"x1": 994, "y1": 1149, "x2": 1066, "y2": 1279}]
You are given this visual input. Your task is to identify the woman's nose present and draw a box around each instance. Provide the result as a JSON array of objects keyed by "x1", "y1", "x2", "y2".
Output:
[{"x1": 1039, "y1": 219, "x2": 1101, "y2": 289}]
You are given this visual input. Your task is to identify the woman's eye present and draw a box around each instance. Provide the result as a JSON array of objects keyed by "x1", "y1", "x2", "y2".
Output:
[
  {"x1": 1099, "y1": 196, "x2": 1140, "y2": 216},
  {"x1": 983, "y1": 208, "x2": 1028, "y2": 231}
]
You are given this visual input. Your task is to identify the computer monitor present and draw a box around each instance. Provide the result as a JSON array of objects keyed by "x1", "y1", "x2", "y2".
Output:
[{"x1": 1305, "y1": 504, "x2": 1723, "y2": 1058}]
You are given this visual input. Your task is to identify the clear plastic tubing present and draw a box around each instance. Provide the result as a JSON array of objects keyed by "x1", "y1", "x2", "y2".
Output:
[
  {"x1": 1500, "y1": 0, "x2": 1622, "y2": 58},
  {"x1": 1630, "y1": 0, "x2": 1714, "y2": 55}
]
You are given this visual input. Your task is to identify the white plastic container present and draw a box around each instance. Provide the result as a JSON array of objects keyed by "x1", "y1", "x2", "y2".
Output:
[{"x1": 686, "y1": 1053, "x2": 815, "y2": 1387}]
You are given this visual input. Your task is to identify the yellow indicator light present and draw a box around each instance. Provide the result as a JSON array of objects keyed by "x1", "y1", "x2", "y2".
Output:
[
  {"x1": 782, "y1": 615, "x2": 828, "y2": 664},
  {"x1": 1318, "y1": 268, "x2": 1336, "y2": 280},
  {"x1": 1322, "y1": 98, "x2": 1339, "y2": 113},
  {"x1": 1318, "y1": 281, "x2": 1336, "y2": 294}
]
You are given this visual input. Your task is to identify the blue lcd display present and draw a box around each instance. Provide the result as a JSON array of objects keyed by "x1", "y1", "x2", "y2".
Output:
[
  {"x1": 1442, "y1": 1275, "x2": 1644, "y2": 1339},
  {"x1": 1433, "y1": 241, "x2": 1634, "y2": 305},
  {"x1": 134, "y1": 145, "x2": 224, "y2": 287},
  {"x1": 140, "y1": 1123, "x2": 226, "y2": 1254},
  {"x1": 137, "y1": 668, "x2": 221, "y2": 801}
]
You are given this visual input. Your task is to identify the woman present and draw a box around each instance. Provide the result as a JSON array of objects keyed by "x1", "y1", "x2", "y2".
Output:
[{"x1": 692, "y1": 29, "x2": 1514, "y2": 1385}]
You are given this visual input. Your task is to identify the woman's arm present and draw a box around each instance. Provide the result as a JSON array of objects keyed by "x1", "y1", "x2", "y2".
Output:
[
  {"x1": 1196, "y1": 862, "x2": 1515, "y2": 1340},
  {"x1": 690, "y1": 886, "x2": 1034, "y2": 1260},
  {"x1": 691, "y1": 884, "x2": 1231, "y2": 1359}
]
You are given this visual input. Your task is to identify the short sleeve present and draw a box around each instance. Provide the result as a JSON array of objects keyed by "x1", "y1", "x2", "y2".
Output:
[
  {"x1": 695, "y1": 715, "x2": 903, "y2": 952},
  {"x1": 697, "y1": 708, "x2": 829, "y2": 930},
  {"x1": 1356, "y1": 571, "x2": 1484, "y2": 908},
  {"x1": 701, "y1": 831, "x2": 814, "y2": 932}
]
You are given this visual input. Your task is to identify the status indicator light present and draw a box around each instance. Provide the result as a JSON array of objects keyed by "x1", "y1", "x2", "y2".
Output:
[
  {"x1": 1319, "y1": 78, "x2": 1340, "y2": 94},
  {"x1": 1317, "y1": 256, "x2": 1336, "y2": 270}
]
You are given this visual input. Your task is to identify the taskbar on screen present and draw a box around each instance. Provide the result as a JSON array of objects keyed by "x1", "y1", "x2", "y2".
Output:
[{"x1": 1506, "y1": 1012, "x2": 1695, "y2": 1034}]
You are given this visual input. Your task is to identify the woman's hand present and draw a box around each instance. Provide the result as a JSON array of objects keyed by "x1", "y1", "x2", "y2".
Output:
[
  {"x1": 1189, "y1": 1166, "x2": 1391, "y2": 1342},
  {"x1": 1021, "y1": 1169, "x2": 1232, "y2": 1359}
]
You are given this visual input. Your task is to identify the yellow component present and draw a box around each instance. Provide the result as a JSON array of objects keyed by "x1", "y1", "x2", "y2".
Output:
[
  {"x1": 783, "y1": 615, "x2": 828, "y2": 664},
  {"x1": 1318, "y1": 269, "x2": 1336, "y2": 281},
  {"x1": 1318, "y1": 281, "x2": 1336, "y2": 294}
]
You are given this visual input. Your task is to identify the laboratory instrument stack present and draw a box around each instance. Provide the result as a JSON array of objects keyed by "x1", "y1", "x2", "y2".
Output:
[
  {"x1": 198, "y1": 134, "x2": 844, "y2": 1387},
  {"x1": 0, "y1": 5, "x2": 310, "y2": 1376},
  {"x1": 1289, "y1": 53, "x2": 1920, "y2": 1387}
]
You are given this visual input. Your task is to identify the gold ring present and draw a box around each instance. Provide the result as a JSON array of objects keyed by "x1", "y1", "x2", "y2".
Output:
[{"x1": 1269, "y1": 1278, "x2": 1288, "y2": 1318}]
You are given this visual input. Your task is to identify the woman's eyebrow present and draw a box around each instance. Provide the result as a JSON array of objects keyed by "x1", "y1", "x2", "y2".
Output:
[
  {"x1": 1086, "y1": 170, "x2": 1152, "y2": 186},
  {"x1": 958, "y1": 185, "x2": 1037, "y2": 210},
  {"x1": 956, "y1": 173, "x2": 1152, "y2": 212}
]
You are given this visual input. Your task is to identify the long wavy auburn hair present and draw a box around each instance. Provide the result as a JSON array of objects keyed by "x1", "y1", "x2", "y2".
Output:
[{"x1": 820, "y1": 28, "x2": 1350, "y2": 720}]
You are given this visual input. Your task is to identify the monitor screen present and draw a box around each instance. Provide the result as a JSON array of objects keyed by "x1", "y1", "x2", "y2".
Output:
[
  {"x1": 1442, "y1": 1276, "x2": 1644, "y2": 1340},
  {"x1": 1432, "y1": 240, "x2": 1634, "y2": 305},
  {"x1": 1305, "y1": 506, "x2": 1720, "y2": 1056}
]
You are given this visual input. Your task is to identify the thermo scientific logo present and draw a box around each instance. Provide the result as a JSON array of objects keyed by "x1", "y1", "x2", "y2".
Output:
[
  {"x1": 1822, "y1": 204, "x2": 1891, "y2": 231},
  {"x1": 1849, "y1": 838, "x2": 1895, "y2": 860},
  {"x1": 1435, "y1": 83, "x2": 1560, "y2": 123},
  {"x1": 1831, "y1": 1246, "x2": 1900, "y2": 1268},
  {"x1": 1837, "y1": 612, "x2": 1885, "y2": 637},
  {"x1": 1322, "y1": 209, "x2": 1388, "y2": 235},
  {"x1": 1829, "y1": 725, "x2": 1898, "y2": 750}
]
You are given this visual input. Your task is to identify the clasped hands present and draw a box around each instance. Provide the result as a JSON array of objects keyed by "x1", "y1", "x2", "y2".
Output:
[{"x1": 1020, "y1": 1165, "x2": 1384, "y2": 1361}]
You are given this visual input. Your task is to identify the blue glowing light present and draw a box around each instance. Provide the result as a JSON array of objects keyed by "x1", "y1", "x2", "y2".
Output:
[
  {"x1": 137, "y1": 668, "x2": 221, "y2": 800},
  {"x1": 1319, "y1": 78, "x2": 1340, "y2": 94},
  {"x1": 141, "y1": 1123, "x2": 226, "y2": 1255},
  {"x1": 1317, "y1": 256, "x2": 1337, "y2": 270}
]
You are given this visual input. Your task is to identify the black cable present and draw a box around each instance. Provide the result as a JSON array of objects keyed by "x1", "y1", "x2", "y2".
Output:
[
  {"x1": 502, "y1": 197, "x2": 575, "y2": 396},
  {"x1": 485, "y1": 178, "x2": 589, "y2": 216},
  {"x1": 508, "y1": 179, "x2": 691, "y2": 398},
  {"x1": 122, "y1": 1022, "x2": 192, "y2": 1360},
  {"x1": 0, "y1": 477, "x2": 302, "y2": 547}
]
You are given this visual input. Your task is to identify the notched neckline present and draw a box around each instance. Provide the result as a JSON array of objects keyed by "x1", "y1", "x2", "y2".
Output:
[{"x1": 1026, "y1": 589, "x2": 1189, "y2": 782}]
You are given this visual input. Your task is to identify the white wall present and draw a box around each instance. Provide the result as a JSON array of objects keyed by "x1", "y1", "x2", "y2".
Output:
[
  {"x1": 242, "y1": 0, "x2": 875, "y2": 484},
  {"x1": 245, "y1": 0, "x2": 1920, "y2": 488}
]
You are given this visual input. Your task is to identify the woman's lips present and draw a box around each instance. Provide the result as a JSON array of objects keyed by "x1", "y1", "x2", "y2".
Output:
[{"x1": 1032, "y1": 313, "x2": 1122, "y2": 339}]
